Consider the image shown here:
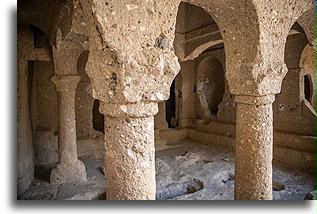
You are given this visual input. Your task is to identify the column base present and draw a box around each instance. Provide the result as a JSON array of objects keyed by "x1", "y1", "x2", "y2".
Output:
[{"x1": 50, "y1": 160, "x2": 87, "y2": 185}]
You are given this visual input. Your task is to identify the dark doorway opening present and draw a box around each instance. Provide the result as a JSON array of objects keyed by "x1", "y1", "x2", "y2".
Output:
[
  {"x1": 92, "y1": 100, "x2": 104, "y2": 133},
  {"x1": 304, "y1": 75, "x2": 312, "y2": 103},
  {"x1": 166, "y1": 80, "x2": 176, "y2": 128}
]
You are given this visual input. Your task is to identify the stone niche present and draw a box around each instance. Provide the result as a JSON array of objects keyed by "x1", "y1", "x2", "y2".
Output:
[
  {"x1": 29, "y1": 60, "x2": 59, "y2": 165},
  {"x1": 195, "y1": 56, "x2": 225, "y2": 118}
]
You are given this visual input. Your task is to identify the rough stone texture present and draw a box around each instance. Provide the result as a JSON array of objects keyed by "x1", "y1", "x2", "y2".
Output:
[
  {"x1": 75, "y1": 50, "x2": 97, "y2": 138},
  {"x1": 18, "y1": 0, "x2": 74, "y2": 44},
  {"x1": 169, "y1": 10, "x2": 315, "y2": 177},
  {"x1": 178, "y1": 61, "x2": 196, "y2": 128},
  {"x1": 29, "y1": 50, "x2": 104, "y2": 166},
  {"x1": 216, "y1": 0, "x2": 313, "y2": 96},
  {"x1": 17, "y1": 0, "x2": 316, "y2": 201},
  {"x1": 78, "y1": 0, "x2": 314, "y2": 101},
  {"x1": 32, "y1": 118, "x2": 104, "y2": 166},
  {"x1": 195, "y1": 56, "x2": 225, "y2": 119},
  {"x1": 17, "y1": 25, "x2": 50, "y2": 196},
  {"x1": 78, "y1": 0, "x2": 314, "y2": 200},
  {"x1": 234, "y1": 95, "x2": 275, "y2": 200},
  {"x1": 50, "y1": 75, "x2": 87, "y2": 185},
  {"x1": 174, "y1": 2, "x2": 222, "y2": 61},
  {"x1": 297, "y1": 8, "x2": 316, "y2": 45},
  {"x1": 300, "y1": 44, "x2": 316, "y2": 110},
  {"x1": 77, "y1": 136, "x2": 104, "y2": 159},
  {"x1": 17, "y1": 23, "x2": 53, "y2": 195},
  {"x1": 19, "y1": 139, "x2": 316, "y2": 201},
  {"x1": 33, "y1": 131, "x2": 58, "y2": 165},
  {"x1": 80, "y1": 0, "x2": 181, "y2": 104},
  {"x1": 50, "y1": 160, "x2": 87, "y2": 185},
  {"x1": 47, "y1": 10, "x2": 90, "y2": 184},
  {"x1": 100, "y1": 103, "x2": 156, "y2": 200},
  {"x1": 154, "y1": 101, "x2": 168, "y2": 131},
  {"x1": 52, "y1": 30, "x2": 87, "y2": 76},
  {"x1": 17, "y1": 37, "x2": 35, "y2": 196},
  {"x1": 273, "y1": 28, "x2": 316, "y2": 136},
  {"x1": 173, "y1": 73, "x2": 183, "y2": 127},
  {"x1": 19, "y1": 158, "x2": 105, "y2": 200},
  {"x1": 79, "y1": 0, "x2": 189, "y2": 200},
  {"x1": 30, "y1": 61, "x2": 58, "y2": 133}
]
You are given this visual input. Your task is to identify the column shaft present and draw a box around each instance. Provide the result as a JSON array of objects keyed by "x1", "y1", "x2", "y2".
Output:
[
  {"x1": 50, "y1": 75, "x2": 87, "y2": 185},
  {"x1": 104, "y1": 115, "x2": 156, "y2": 200},
  {"x1": 57, "y1": 89, "x2": 78, "y2": 163},
  {"x1": 234, "y1": 95, "x2": 274, "y2": 200}
]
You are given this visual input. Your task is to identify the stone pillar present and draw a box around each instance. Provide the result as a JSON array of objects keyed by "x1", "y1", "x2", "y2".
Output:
[
  {"x1": 234, "y1": 95, "x2": 275, "y2": 200},
  {"x1": 50, "y1": 74, "x2": 87, "y2": 185},
  {"x1": 179, "y1": 61, "x2": 195, "y2": 128},
  {"x1": 154, "y1": 101, "x2": 168, "y2": 130},
  {"x1": 100, "y1": 102, "x2": 158, "y2": 200},
  {"x1": 17, "y1": 59, "x2": 34, "y2": 195}
]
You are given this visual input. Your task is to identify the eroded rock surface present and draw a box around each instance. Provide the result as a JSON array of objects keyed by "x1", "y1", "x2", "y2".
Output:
[{"x1": 20, "y1": 139, "x2": 315, "y2": 200}]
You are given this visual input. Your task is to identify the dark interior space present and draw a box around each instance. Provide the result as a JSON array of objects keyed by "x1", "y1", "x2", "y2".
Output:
[
  {"x1": 92, "y1": 99, "x2": 104, "y2": 133},
  {"x1": 166, "y1": 80, "x2": 176, "y2": 128}
]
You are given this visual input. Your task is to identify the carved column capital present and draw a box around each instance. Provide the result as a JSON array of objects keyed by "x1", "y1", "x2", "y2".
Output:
[
  {"x1": 226, "y1": 61, "x2": 288, "y2": 97},
  {"x1": 51, "y1": 75, "x2": 81, "y2": 92},
  {"x1": 234, "y1": 95, "x2": 275, "y2": 106},
  {"x1": 99, "y1": 101, "x2": 158, "y2": 118}
]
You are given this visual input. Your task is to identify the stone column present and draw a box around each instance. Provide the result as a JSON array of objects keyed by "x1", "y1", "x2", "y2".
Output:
[
  {"x1": 17, "y1": 59, "x2": 34, "y2": 195},
  {"x1": 100, "y1": 102, "x2": 158, "y2": 200},
  {"x1": 154, "y1": 101, "x2": 168, "y2": 130},
  {"x1": 234, "y1": 95, "x2": 275, "y2": 200},
  {"x1": 50, "y1": 74, "x2": 87, "y2": 185}
]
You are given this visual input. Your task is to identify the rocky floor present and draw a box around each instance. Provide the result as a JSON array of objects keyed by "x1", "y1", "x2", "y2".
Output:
[{"x1": 19, "y1": 138, "x2": 316, "y2": 200}]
